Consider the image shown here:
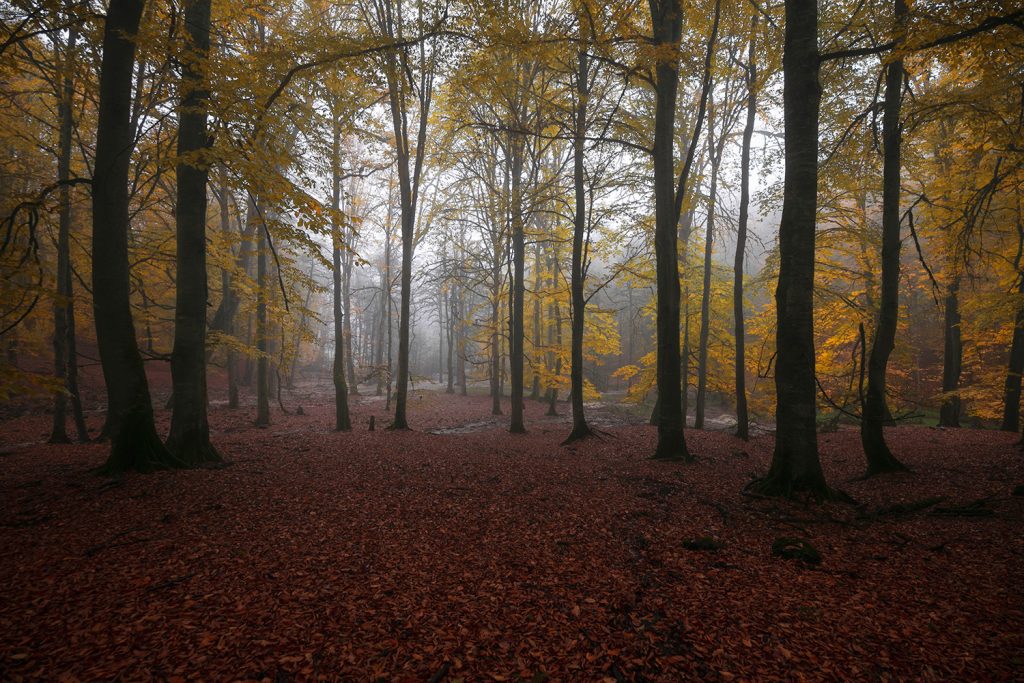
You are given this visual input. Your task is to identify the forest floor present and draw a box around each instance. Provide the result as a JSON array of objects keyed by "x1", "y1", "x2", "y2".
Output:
[{"x1": 1, "y1": 379, "x2": 1023, "y2": 681}]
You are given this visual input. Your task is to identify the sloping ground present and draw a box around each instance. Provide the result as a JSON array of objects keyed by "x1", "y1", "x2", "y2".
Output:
[{"x1": 1, "y1": 394, "x2": 1022, "y2": 681}]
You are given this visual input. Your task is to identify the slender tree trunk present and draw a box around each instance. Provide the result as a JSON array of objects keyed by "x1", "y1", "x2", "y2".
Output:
[
  {"x1": 331, "y1": 123, "x2": 351, "y2": 431},
  {"x1": 255, "y1": 206, "x2": 271, "y2": 427},
  {"x1": 650, "y1": 0, "x2": 689, "y2": 460},
  {"x1": 166, "y1": 0, "x2": 220, "y2": 465},
  {"x1": 547, "y1": 246, "x2": 562, "y2": 416},
  {"x1": 491, "y1": 242, "x2": 503, "y2": 416},
  {"x1": 530, "y1": 241, "x2": 542, "y2": 400},
  {"x1": 50, "y1": 24, "x2": 79, "y2": 444},
  {"x1": 939, "y1": 277, "x2": 962, "y2": 427},
  {"x1": 733, "y1": 14, "x2": 757, "y2": 441},
  {"x1": 343, "y1": 230, "x2": 358, "y2": 395},
  {"x1": 749, "y1": 0, "x2": 832, "y2": 498},
  {"x1": 695, "y1": 101, "x2": 722, "y2": 430},
  {"x1": 92, "y1": 0, "x2": 174, "y2": 473},
  {"x1": 861, "y1": 0, "x2": 909, "y2": 475},
  {"x1": 446, "y1": 284, "x2": 455, "y2": 393},
  {"x1": 566, "y1": 47, "x2": 592, "y2": 443},
  {"x1": 510, "y1": 141, "x2": 526, "y2": 433}
]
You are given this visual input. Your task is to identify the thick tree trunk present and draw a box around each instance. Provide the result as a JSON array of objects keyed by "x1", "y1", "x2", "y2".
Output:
[
  {"x1": 166, "y1": 0, "x2": 221, "y2": 465},
  {"x1": 939, "y1": 278, "x2": 962, "y2": 427},
  {"x1": 649, "y1": 0, "x2": 689, "y2": 460},
  {"x1": 861, "y1": 0, "x2": 909, "y2": 475},
  {"x1": 749, "y1": 0, "x2": 832, "y2": 498},
  {"x1": 733, "y1": 15, "x2": 757, "y2": 441},
  {"x1": 565, "y1": 47, "x2": 592, "y2": 443},
  {"x1": 92, "y1": 0, "x2": 174, "y2": 473}
]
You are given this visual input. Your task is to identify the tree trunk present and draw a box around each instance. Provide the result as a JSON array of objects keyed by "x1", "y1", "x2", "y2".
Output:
[
  {"x1": 166, "y1": 0, "x2": 221, "y2": 465},
  {"x1": 695, "y1": 98, "x2": 723, "y2": 430},
  {"x1": 733, "y1": 14, "x2": 757, "y2": 441},
  {"x1": 510, "y1": 138, "x2": 526, "y2": 433},
  {"x1": 749, "y1": 0, "x2": 832, "y2": 498},
  {"x1": 1002, "y1": 206, "x2": 1024, "y2": 431},
  {"x1": 939, "y1": 277, "x2": 962, "y2": 427},
  {"x1": 649, "y1": 0, "x2": 689, "y2": 460},
  {"x1": 530, "y1": 241, "x2": 542, "y2": 400},
  {"x1": 50, "y1": 24, "x2": 81, "y2": 444},
  {"x1": 861, "y1": 0, "x2": 909, "y2": 475},
  {"x1": 255, "y1": 204, "x2": 271, "y2": 427},
  {"x1": 331, "y1": 122, "x2": 351, "y2": 431},
  {"x1": 92, "y1": 0, "x2": 174, "y2": 473},
  {"x1": 565, "y1": 46, "x2": 592, "y2": 443}
]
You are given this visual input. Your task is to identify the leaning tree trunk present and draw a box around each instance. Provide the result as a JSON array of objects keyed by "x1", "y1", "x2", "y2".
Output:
[
  {"x1": 939, "y1": 277, "x2": 962, "y2": 427},
  {"x1": 860, "y1": 0, "x2": 909, "y2": 475},
  {"x1": 565, "y1": 46, "x2": 593, "y2": 443},
  {"x1": 733, "y1": 13, "x2": 757, "y2": 441},
  {"x1": 92, "y1": 0, "x2": 175, "y2": 473},
  {"x1": 649, "y1": 0, "x2": 689, "y2": 460},
  {"x1": 166, "y1": 0, "x2": 221, "y2": 466},
  {"x1": 749, "y1": 0, "x2": 832, "y2": 498}
]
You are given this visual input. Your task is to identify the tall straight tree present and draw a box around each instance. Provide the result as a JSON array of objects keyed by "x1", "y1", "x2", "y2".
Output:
[
  {"x1": 860, "y1": 0, "x2": 909, "y2": 475},
  {"x1": 331, "y1": 117, "x2": 352, "y2": 431},
  {"x1": 92, "y1": 0, "x2": 175, "y2": 473},
  {"x1": 564, "y1": 25, "x2": 593, "y2": 443},
  {"x1": 649, "y1": 0, "x2": 719, "y2": 459},
  {"x1": 648, "y1": 0, "x2": 688, "y2": 460},
  {"x1": 733, "y1": 12, "x2": 757, "y2": 441},
  {"x1": 166, "y1": 0, "x2": 221, "y2": 465},
  {"x1": 749, "y1": 0, "x2": 831, "y2": 497},
  {"x1": 50, "y1": 20, "x2": 89, "y2": 444},
  {"x1": 370, "y1": 0, "x2": 436, "y2": 429}
]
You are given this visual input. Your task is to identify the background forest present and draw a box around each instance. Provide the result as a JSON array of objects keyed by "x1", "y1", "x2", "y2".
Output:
[{"x1": 1, "y1": 0, "x2": 1023, "y2": 469}]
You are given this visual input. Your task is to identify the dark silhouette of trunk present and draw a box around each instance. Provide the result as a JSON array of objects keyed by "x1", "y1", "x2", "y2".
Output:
[
  {"x1": 216, "y1": 177, "x2": 240, "y2": 409},
  {"x1": 861, "y1": 0, "x2": 909, "y2": 475},
  {"x1": 748, "y1": 0, "x2": 832, "y2": 498},
  {"x1": 510, "y1": 143, "x2": 526, "y2": 433},
  {"x1": 939, "y1": 278, "x2": 962, "y2": 427},
  {"x1": 649, "y1": 0, "x2": 688, "y2": 460},
  {"x1": 565, "y1": 46, "x2": 592, "y2": 443},
  {"x1": 255, "y1": 204, "x2": 271, "y2": 427},
  {"x1": 457, "y1": 274, "x2": 468, "y2": 395},
  {"x1": 92, "y1": 0, "x2": 174, "y2": 473},
  {"x1": 50, "y1": 23, "x2": 88, "y2": 444},
  {"x1": 166, "y1": 0, "x2": 221, "y2": 466},
  {"x1": 733, "y1": 14, "x2": 756, "y2": 441},
  {"x1": 1002, "y1": 210, "x2": 1024, "y2": 431},
  {"x1": 331, "y1": 123, "x2": 351, "y2": 431}
]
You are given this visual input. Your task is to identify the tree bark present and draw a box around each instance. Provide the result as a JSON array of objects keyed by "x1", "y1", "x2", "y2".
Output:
[
  {"x1": 860, "y1": 0, "x2": 909, "y2": 475},
  {"x1": 749, "y1": 0, "x2": 832, "y2": 498},
  {"x1": 255, "y1": 200, "x2": 271, "y2": 427},
  {"x1": 565, "y1": 46, "x2": 592, "y2": 443},
  {"x1": 166, "y1": 0, "x2": 221, "y2": 465},
  {"x1": 92, "y1": 0, "x2": 173, "y2": 473},
  {"x1": 331, "y1": 121, "x2": 351, "y2": 431},
  {"x1": 649, "y1": 0, "x2": 689, "y2": 460},
  {"x1": 695, "y1": 98, "x2": 723, "y2": 430},
  {"x1": 939, "y1": 277, "x2": 962, "y2": 427},
  {"x1": 733, "y1": 14, "x2": 757, "y2": 441},
  {"x1": 510, "y1": 141, "x2": 526, "y2": 433}
]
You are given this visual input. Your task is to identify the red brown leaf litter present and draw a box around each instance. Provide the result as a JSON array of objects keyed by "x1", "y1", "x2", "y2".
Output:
[{"x1": 1, "y1": 389, "x2": 1022, "y2": 681}]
